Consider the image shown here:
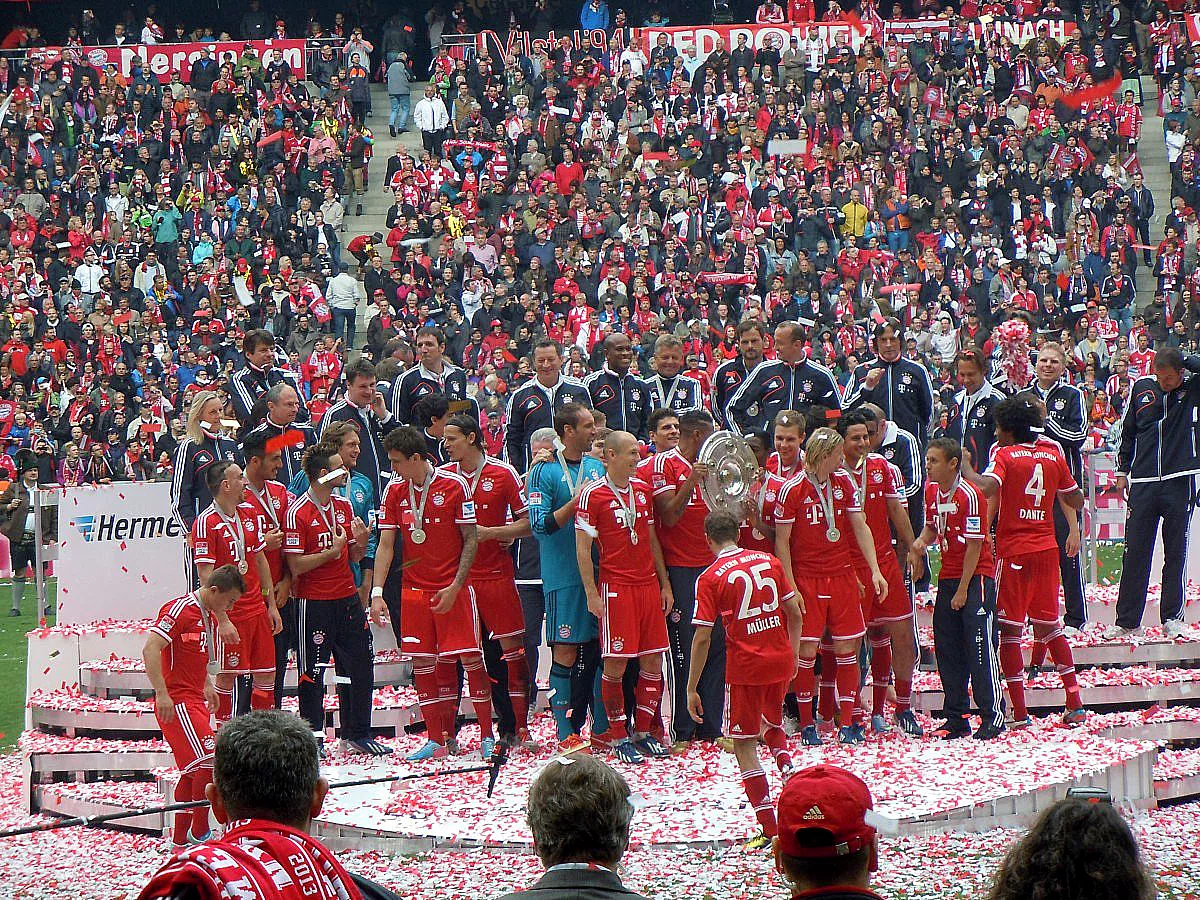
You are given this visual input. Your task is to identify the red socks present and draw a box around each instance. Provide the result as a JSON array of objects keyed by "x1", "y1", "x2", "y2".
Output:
[
  {"x1": 817, "y1": 641, "x2": 837, "y2": 721},
  {"x1": 214, "y1": 685, "x2": 233, "y2": 726},
  {"x1": 835, "y1": 654, "x2": 859, "y2": 725},
  {"x1": 501, "y1": 648, "x2": 531, "y2": 730},
  {"x1": 250, "y1": 687, "x2": 274, "y2": 710},
  {"x1": 741, "y1": 768, "x2": 777, "y2": 837},
  {"x1": 1044, "y1": 630, "x2": 1083, "y2": 709},
  {"x1": 999, "y1": 628, "x2": 1027, "y2": 721},
  {"x1": 634, "y1": 670, "x2": 663, "y2": 736},
  {"x1": 413, "y1": 659, "x2": 444, "y2": 744},
  {"x1": 171, "y1": 771, "x2": 193, "y2": 845},
  {"x1": 601, "y1": 674, "x2": 628, "y2": 740},
  {"x1": 794, "y1": 656, "x2": 816, "y2": 727},
  {"x1": 463, "y1": 658, "x2": 493, "y2": 740},
  {"x1": 191, "y1": 766, "x2": 212, "y2": 838}
]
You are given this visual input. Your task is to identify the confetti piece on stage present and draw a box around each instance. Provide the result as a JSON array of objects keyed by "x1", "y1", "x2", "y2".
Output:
[
  {"x1": 119, "y1": 541, "x2": 127, "y2": 552},
  {"x1": 1061, "y1": 75, "x2": 1121, "y2": 108},
  {"x1": 266, "y1": 431, "x2": 306, "y2": 454},
  {"x1": 141, "y1": 575, "x2": 149, "y2": 583}
]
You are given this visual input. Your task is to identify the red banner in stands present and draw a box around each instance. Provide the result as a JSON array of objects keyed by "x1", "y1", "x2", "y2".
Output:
[
  {"x1": 1186, "y1": 13, "x2": 1200, "y2": 44},
  {"x1": 474, "y1": 27, "x2": 631, "y2": 62},
  {"x1": 48, "y1": 39, "x2": 307, "y2": 83}
]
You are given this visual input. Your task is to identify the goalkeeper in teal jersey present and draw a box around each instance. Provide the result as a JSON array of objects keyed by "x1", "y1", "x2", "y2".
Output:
[{"x1": 527, "y1": 403, "x2": 608, "y2": 751}]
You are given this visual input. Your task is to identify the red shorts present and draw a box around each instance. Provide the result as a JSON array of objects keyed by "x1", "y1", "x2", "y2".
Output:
[
  {"x1": 793, "y1": 572, "x2": 865, "y2": 642},
  {"x1": 995, "y1": 548, "x2": 1061, "y2": 626},
  {"x1": 856, "y1": 554, "x2": 913, "y2": 625},
  {"x1": 216, "y1": 613, "x2": 275, "y2": 674},
  {"x1": 473, "y1": 578, "x2": 526, "y2": 640},
  {"x1": 402, "y1": 584, "x2": 482, "y2": 657},
  {"x1": 724, "y1": 679, "x2": 788, "y2": 740},
  {"x1": 156, "y1": 699, "x2": 216, "y2": 776},
  {"x1": 600, "y1": 580, "x2": 669, "y2": 658}
]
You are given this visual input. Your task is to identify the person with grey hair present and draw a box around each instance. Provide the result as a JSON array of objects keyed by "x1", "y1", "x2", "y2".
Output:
[
  {"x1": 494, "y1": 755, "x2": 648, "y2": 900},
  {"x1": 139, "y1": 710, "x2": 400, "y2": 900},
  {"x1": 240, "y1": 381, "x2": 317, "y2": 486}
]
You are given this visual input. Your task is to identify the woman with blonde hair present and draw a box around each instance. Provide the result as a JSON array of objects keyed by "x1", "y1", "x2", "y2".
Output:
[{"x1": 172, "y1": 390, "x2": 240, "y2": 584}]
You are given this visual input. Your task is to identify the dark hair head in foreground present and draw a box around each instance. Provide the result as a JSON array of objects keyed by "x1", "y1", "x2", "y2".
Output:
[
  {"x1": 526, "y1": 755, "x2": 633, "y2": 868},
  {"x1": 987, "y1": 797, "x2": 1155, "y2": 900}
]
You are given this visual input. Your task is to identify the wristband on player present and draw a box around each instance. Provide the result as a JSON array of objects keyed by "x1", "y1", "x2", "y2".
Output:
[{"x1": 370, "y1": 586, "x2": 384, "y2": 599}]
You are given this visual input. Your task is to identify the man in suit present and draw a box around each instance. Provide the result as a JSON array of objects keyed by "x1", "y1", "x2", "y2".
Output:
[
  {"x1": 0, "y1": 457, "x2": 54, "y2": 616},
  {"x1": 494, "y1": 755, "x2": 649, "y2": 900}
]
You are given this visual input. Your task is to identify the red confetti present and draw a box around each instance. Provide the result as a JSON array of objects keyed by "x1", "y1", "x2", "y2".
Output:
[
  {"x1": 119, "y1": 541, "x2": 127, "y2": 551},
  {"x1": 121, "y1": 566, "x2": 128, "y2": 573},
  {"x1": 141, "y1": 575, "x2": 149, "y2": 583},
  {"x1": 266, "y1": 430, "x2": 306, "y2": 454}
]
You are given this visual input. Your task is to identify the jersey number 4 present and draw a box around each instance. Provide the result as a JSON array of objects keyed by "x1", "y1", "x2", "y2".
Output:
[
  {"x1": 730, "y1": 561, "x2": 780, "y2": 620},
  {"x1": 1024, "y1": 463, "x2": 1045, "y2": 508}
]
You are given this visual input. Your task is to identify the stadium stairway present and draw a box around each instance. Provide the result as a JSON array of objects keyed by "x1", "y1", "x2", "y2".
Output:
[
  {"x1": 342, "y1": 83, "x2": 423, "y2": 349},
  {"x1": 1135, "y1": 76, "x2": 1170, "y2": 312}
]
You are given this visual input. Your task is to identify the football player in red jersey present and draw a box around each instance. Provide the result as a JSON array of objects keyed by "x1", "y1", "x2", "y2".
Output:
[
  {"x1": 191, "y1": 460, "x2": 280, "y2": 723},
  {"x1": 440, "y1": 414, "x2": 537, "y2": 749},
  {"x1": 240, "y1": 431, "x2": 294, "y2": 709},
  {"x1": 909, "y1": 439, "x2": 1005, "y2": 741},
  {"x1": 766, "y1": 409, "x2": 807, "y2": 480},
  {"x1": 142, "y1": 565, "x2": 243, "y2": 849},
  {"x1": 741, "y1": 430, "x2": 788, "y2": 555},
  {"x1": 688, "y1": 510, "x2": 802, "y2": 850},
  {"x1": 373, "y1": 426, "x2": 496, "y2": 762},
  {"x1": 576, "y1": 430, "x2": 675, "y2": 765},
  {"x1": 837, "y1": 409, "x2": 920, "y2": 736},
  {"x1": 284, "y1": 447, "x2": 382, "y2": 755},
  {"x1": 775, "y1": 428, "x2": 888, "y2": 746},
  {"x1": 651, "y1": 409, "x2": 721, "y2": 750},
  {"x1": 969, "y1": 397, "x2": 1087, "y2": 727}
]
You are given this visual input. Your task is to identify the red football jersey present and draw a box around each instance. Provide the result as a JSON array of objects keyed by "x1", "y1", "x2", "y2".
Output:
[
  {"x1": 440, "y1": 457, "x2": 526, "y2": 579},
  {"x1": 576, "y1": 476, "x2": 657, "y2": 584},
  {"x1": 766, "y1": 451, "x2": 804, "y2": 481},
  {"x1": 284, "y1": 493, "x2": 358, "y2": 600},
  {"x1": 149, "y1": 593, "x2": 212, "y2": 704},
  {"x1": 379, "y1": 469, "x2": 476, "y2": 591},
  {"x1": 843, "y1": 454, "x2": 904, "y2": 568},
  {"x1": 741, "y1": 471, "x2": 787, "y2": 554},
  {"x1": 191, "y1": 503, "x2": 267, "y2": 621},
  {"x1": 773, "y1": 471, "x2": 860, "y2": 573},
  {"x1": 242, "y1": 481, "x2": 292, "y2": 583},
  {"x1": 694, "y1": 547, "x2": 796, "y2": 685},
  {"x1": 983, "y1": 439, "x2": 1078, "y2": 557},
  {"x1": 649, "y1": 448, "x2": 715, "y2": 569},
  {"x1": 923, "y1": 478, "x2": 995, "y2": 580}
]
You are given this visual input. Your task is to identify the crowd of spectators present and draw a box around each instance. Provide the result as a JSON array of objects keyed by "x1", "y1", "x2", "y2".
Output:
[{"x1": 0, "y1": 0, "x2": 1198, "y2": 485}]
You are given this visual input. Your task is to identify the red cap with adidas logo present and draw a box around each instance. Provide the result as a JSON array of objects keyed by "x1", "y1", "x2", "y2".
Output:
[{"x1": 777, "y1": 765, "x2": 876, "y2": 858}]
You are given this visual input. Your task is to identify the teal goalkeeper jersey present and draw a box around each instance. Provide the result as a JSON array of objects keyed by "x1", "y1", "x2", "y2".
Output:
[{"x1": 528, "y1": 455, "x2": 606, "y2": 593}]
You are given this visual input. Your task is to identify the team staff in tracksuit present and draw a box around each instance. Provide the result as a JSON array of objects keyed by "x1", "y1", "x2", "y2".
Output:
[
  {"x1": 584, "y1": 333, "x2": 652, "y2": 440},
  {"x1": 909, "y1": 438, "x2": 1005, "y2": 741},
  {"x1": 712, "y1": 321, "x2": 767, "y2": 429},
  {"x1": 241, "y1": 383, "x2": 318, "y2": 488},
  {"x1": 228, "y1": 329, "x2": 310, "y2": 426},
  {"x1": 843, "y1": 319, "x2": 936, "y2": 447},
  {"x1": 319, "y1": 358, "x2": 399, "y2": 499},
  {"x1": 1112, "y1": 348, "x2": 1200, "y2": 636},
  {"x1": 944, "y1": 347, "x2": 1005, "y2": 470},
  {"x1": 725, "y1": 322, "x2": 840, "y2": 436},
  {"x1": 390, "y1": 326, "x2": 478, "y2": 427},
  {"x1": 172, "y1": 391, "x2": 241, "y2": 587},
  {"x1": 646, "y1": 334, "x2": 705, "y2": 413},
  {"x1": 1018, "y1": 343, "x2": 1090, "y2": 632},
  {"x1": 504, "y1": 340, "x2": 590, "y2": 473}
]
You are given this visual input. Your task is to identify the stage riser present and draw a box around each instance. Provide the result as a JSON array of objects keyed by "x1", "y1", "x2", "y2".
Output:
[
  {"x1": 912, "y1": 683, "x2": 1200, "y2": 714},
  {"x1": 31, "y1": 788, "x2": 166, "y2": 834},
  {"x1": 915, "y1": 601, "x2": 1200, "y2": 632},
  {"x1": 79, "y1": 661, "x2": 412, "y2": 699},
  {"x1": 1156, "y1": 774, "x2": 1200, "y2": 803},
  {"x1": 919, "y1": 645, "x2": 1200, "y2": 672}
]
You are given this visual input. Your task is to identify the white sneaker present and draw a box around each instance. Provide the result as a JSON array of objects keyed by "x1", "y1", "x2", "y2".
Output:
[
  {"x1": 1163, "y1": 619, "x2": 1188, "y2": 639},
  {"x1": 1081, "y1": 621, "x2": 1105, "y2": 634},
  {"x1": 1102, "y1": 624, "x2": 1140, "y2": 641},
  {"x1": 1063, "y1": 626, "x2": 1082, "y2": 638}
]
